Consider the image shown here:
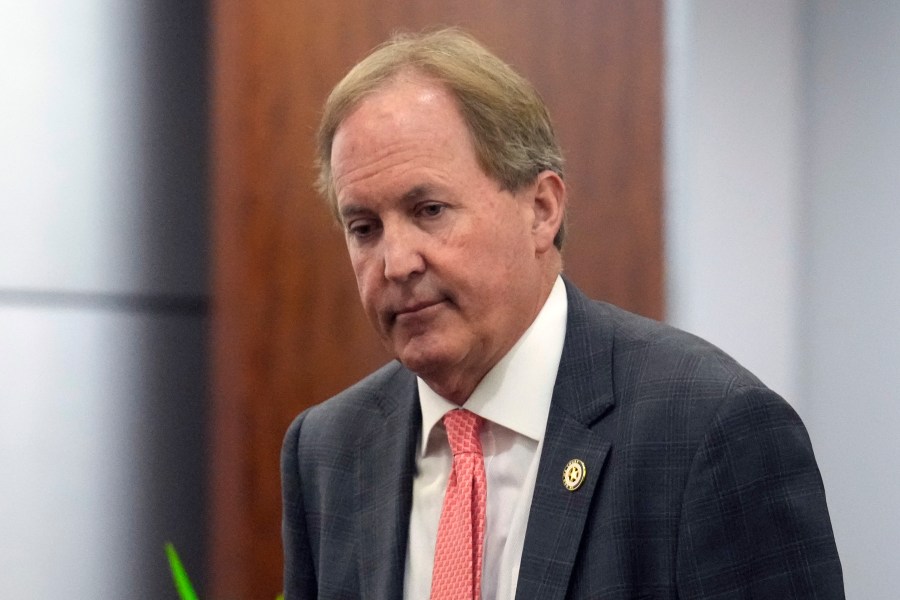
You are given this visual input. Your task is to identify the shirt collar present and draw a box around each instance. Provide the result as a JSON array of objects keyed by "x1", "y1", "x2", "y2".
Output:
[{"x1": 417, "y1": 275, "x2": 568, "y2": 456}]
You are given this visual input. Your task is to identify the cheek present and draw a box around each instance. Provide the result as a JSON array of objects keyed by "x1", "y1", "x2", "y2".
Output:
[
  {"x1": 475, "y1": 224, "x2": 530, "y2": 275},
  {"x1": 349, "y1": 244, "x2": 376, "y2": 277},
  {"x1": 349, "y1": 254, "x2": 378, "y2": 303}
]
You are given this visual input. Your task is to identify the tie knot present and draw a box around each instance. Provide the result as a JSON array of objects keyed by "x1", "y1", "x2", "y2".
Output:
[{"x1": 443, "y1": 409, "x2": 484, "y2": 457}]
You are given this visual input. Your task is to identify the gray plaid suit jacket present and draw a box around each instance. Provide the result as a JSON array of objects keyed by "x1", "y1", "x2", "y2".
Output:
[{"x1": 282, "y1": 279, "x2": 844, "y2": 599}]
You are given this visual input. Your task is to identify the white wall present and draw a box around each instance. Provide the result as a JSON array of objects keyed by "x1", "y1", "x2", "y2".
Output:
[
  {"x1": 665, "y1": 0, "x2": 803, "y2": 405},
  {"x1": 666, "y1": 1, "x2": 900, "y2": 598},
  {"x1": 801, "y1": 2, "x2": 900, "y2": 596},
  {"x1": 0, "y1": 2, "x2": 208, "y2": 597}
]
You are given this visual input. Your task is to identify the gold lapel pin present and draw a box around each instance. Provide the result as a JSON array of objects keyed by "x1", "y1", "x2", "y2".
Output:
[{"x1": 563, "y1": 458, "x2": 586, "y2": 491}]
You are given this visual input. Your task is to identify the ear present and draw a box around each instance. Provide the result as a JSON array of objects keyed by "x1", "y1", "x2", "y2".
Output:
[{"x1": 529, "y1": 170, "x2": 566, "y2": 253}]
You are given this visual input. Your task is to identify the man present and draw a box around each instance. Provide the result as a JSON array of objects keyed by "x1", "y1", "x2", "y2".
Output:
[{"x1": 282, "y1": 29, "x2": 843, "y2": 599}]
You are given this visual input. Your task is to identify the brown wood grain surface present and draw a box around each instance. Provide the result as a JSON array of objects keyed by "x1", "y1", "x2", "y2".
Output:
[{"x1": 210, "y1": 2, "x2": 663, "y2": 596}]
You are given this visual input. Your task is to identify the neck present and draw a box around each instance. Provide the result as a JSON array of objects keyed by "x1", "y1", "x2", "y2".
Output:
[{"x1": 420, "y1": 268, "x2": 561, "y2": 406}]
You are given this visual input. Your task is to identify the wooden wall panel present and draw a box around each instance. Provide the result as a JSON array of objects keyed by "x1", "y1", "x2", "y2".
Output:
[{"x1": 210, "y1": 2, "x2": 663, "y2": 596}]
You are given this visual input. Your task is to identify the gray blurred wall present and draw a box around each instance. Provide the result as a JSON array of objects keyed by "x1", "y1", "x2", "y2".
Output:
[{"x1": 0, "y1": 2, "x2": 209, "y2": 597}]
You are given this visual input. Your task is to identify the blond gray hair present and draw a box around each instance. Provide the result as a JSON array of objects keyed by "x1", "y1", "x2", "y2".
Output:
[{"x1": 316, "y1": 28, "x2": 566, "y2": 248}]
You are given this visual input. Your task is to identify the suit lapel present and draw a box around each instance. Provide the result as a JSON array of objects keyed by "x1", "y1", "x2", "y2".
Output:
[
  {"x1": 356, "y1": 365, "x2": 420, "y2": 600},
  {"x1": 515, "y1": 280, "x2": 616, "y2": 600}
]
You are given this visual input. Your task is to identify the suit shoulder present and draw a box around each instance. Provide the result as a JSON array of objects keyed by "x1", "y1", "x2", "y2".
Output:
[
  {"x1": 284, "y1": 360, "x2": 415, "y2": 449},
  {"x1": 588, "y1": 300, "x2": 767, "y2": 393},
  {"x1": 579, "y1": 299, "x2": 801, "y2": 451}
]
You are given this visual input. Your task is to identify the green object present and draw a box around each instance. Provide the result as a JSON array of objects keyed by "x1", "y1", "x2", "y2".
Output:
[
  {"x1": 165, "y1": 542, "x2": 284, "y2": 599},
  {"x1": 165, "y1": 542, "x2": 200, "y2": 600}
]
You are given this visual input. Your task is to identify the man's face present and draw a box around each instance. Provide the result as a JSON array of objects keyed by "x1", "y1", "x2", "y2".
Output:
[{"x1": 330, "y1": 75, "x2": 553, "y2": 401}]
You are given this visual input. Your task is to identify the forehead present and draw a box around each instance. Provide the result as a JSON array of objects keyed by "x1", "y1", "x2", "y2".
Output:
[
  {"x1": 330, "y1": 76, "x2": 476, "y2": 186},
  {"x1": 341, "y1": 73, "x2": 464, "y2": 136}
]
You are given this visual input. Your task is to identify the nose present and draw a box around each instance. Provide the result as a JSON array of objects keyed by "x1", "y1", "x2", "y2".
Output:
[{"x1": 382, "y1": 222, "x2": 426, "y2": 282}]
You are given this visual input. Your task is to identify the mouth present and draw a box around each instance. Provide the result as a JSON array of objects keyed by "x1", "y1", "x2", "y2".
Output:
[{"x1": 389, "y1": 298, "x2": 446, "y2": 324}]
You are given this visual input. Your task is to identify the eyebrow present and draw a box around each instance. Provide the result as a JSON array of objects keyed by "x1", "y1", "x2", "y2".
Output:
[
  {"x1": 338, "y1": 184, "x2": 441, "y2": 222},
  {"x1": 400, "y1": 185, "x2": 433, "y2": 204},
  {"x1": 338, "y1": 204, "x2": 372, "y2": 222}
]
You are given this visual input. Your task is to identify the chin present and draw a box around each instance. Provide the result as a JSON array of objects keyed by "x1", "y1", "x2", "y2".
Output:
[
  {"x1": 396, "y1": 351, "x2": 445, "y2": 377},
  {"x1": 394, "y1": 341, "x2": 456, "y2": 380}
]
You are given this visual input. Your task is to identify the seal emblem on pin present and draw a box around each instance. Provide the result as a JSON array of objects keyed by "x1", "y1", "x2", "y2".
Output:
[{"x1": 563, "y1": 458, "x2": 586, "y2": 491}]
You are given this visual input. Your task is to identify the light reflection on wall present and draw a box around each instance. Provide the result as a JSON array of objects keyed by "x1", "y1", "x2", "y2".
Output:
[{"x1": 0, "y1": 2, "x2": 208, "y2": 597}]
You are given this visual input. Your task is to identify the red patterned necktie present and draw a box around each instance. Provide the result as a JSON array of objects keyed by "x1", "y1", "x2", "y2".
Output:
[{"x1": 430, "y1": 409, "x2": 487, "y2": 600}]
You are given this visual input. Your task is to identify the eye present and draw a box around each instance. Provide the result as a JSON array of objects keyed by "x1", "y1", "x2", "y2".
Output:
[
  {"x1": 417, "y1": 202, "x2": 445, "y2": 218},
  {"x1": 346, "y1": 219, "x2": 381, "y2": 240}
]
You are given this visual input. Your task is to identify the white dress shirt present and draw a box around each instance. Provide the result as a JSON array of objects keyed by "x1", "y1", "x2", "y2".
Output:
[{"x1": 403, "y1": 276, "x2": 568, "y2": 600}]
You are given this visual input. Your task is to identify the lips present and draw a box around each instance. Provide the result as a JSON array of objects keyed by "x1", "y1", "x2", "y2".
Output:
[
  {"x1": 387, "y1": 297, "x2": 446, "y2": 324},
  {"x1": 394, "y1": 299, "x2": 442, "y2": 317}
]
